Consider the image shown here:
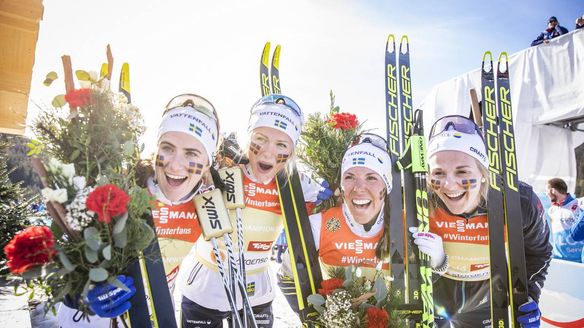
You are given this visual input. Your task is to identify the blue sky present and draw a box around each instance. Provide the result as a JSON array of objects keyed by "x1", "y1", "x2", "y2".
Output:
[{"x1": 27, "y1": 0, "x2": 583, "y2": 154}]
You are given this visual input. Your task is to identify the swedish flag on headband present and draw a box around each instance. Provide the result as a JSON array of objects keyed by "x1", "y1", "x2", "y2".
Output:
[
  {"x1": 274, "y1": 119, "x2": 287, "y2": 129},
  {"x1": 188, "y1": 123, "x2": 203, "y2": 137},
  {"x1": 352, "y1": 157, "x2": 366, "y2": 165}
]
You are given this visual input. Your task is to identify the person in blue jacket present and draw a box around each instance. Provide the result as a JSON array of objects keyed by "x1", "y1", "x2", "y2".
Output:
[
  {"x1": 531, "y1": 16, "x2": 569, "y2": 46},
  {"x1": 570, "y1": 210, "x2": 584, "y2": 262}
]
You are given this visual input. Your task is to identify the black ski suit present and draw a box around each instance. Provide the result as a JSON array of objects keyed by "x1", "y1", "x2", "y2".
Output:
[{"x1": 431, "y1": 182, "x2": 552, "y2": 328}]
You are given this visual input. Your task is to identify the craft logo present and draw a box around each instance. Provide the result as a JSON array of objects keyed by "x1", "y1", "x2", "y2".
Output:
[
  {"x1": 470, "y1": 146, "x2": 486, "y2": 162},
  {"x1": 247, "y1": 241, "x2": 273, "y2": 251}
]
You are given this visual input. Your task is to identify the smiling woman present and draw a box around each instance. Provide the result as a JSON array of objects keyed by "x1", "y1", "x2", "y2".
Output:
[
  {"x1": 410, "y1": 115, "x2": 552, "y2": 328},
  {"x1": 176, "y1": 94, "x2": 330, "y2": 328},
  {"x1": 56, "y1": 93, "x2": 220, "y2": 328}
]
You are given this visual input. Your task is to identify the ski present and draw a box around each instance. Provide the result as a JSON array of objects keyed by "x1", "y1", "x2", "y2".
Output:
[
  {"x1": 385, "y1": 33, "x2": 407, "y2": 302},
  {"x1": 120, "y1": 63, "x2": 177, "y2": 328},
  {"x1": 495, "y1": 52, "x2": 528, "y2": 326},
  {"x1": 260, "y1": 41, "x2": 323, "y2": 325},
  {"x1": 386, "y1": 34, "x2": 430, "y2": 324},
  {"x1": 481, "y1": 51, "x2": 511, "y2": 327},
  {"x1": 410, "y1": 110, "x2": 434, "y2": 327}
]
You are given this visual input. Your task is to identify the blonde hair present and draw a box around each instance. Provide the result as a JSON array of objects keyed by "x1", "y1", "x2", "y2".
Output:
[{"x1": 428, "y1": 157, "x2": 489, "y2": 215}]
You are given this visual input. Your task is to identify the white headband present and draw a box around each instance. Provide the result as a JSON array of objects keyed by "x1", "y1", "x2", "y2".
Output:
[
  {"x1": 247, "y1": 104, "x2": 302, "y2": 145},
  {"x1": 341, "y1": 143, "x2": 393, "y2": 192},
  {"x1": 157, "y1": 106, "x2": 218, "y2": 163},
  {"x1": 427, "y1": 131, "x2": 488, "y2": 168}
]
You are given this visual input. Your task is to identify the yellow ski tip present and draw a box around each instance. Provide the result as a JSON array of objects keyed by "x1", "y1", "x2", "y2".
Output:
[
  {"x1": 497, "y1": 52, "x2": 508, "y2": 63},
  {"x1": 273, "y1": 45, "x2": 281, "y2": 70},
  {"x1": 399, "y1": 34, "x2": 409, "y2": 44},
  {"x1": 261, "y1": 42, "x2": 271, "y2": 67},
  {"x1": 482, "y1": 51, "x2": 493, "y2": 63}
]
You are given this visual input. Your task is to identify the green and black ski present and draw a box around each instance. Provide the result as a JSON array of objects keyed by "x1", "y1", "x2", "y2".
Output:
[
  {"x1": 259, "y1": 41, "x2": 323, "y2": 326},
  {"x1": 495, "y1": 53, "x2": 528, "y2": 327},
  {"x1": 120, "y1": 63, "x2": 177, "y2": 328},
  {"x1": 386, "y1": 34, "x2": 433, "y2": 326},
  {"x1": 481, "y1": 52, "x2": 528, "y2": 327}
]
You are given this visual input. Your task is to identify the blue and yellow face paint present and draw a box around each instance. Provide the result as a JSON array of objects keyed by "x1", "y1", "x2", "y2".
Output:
[
  {"x1": 156, "y1": 155, "x2": 166, "y2": 167},
  {"x1": 187, "y1": 162, "x2": 204, "y2": 175},
  {"x1": 276, "y1": 153, "x2": 289, "y2": 164},
  {"x1": 430, "y1": 178, "x2": 479, "y2": 191},
  {"x1": 250, "y1": 142, "x2": 262, "y2": 155}
]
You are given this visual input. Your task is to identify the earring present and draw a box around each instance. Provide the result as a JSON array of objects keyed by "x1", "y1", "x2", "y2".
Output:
[{"x1": 481, "y1": 177, "x2": 486, "y2": 183}]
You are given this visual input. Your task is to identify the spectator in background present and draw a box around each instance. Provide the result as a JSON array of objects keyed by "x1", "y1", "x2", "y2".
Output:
[
  {"x1": 576, "y1": 15, "x2": 584, "y2": 30},
  {"x1": 531, "y1": 16, "x2": 569, "y2": 46},
  {"x1": 547, "y1": 178, "x2": 584, "y2": 263},
  {"x1": 570, "y1": 211, "x2": 584, "y2": 263},
  {"x1": 274, "y1": 229, "x2": 288, "y2": 264}
]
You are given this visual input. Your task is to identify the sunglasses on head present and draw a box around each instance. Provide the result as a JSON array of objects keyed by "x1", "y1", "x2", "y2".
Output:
[
  {"x1": 429, "y1": 115, "x2": 484, "y2": 142},
  {"x1": 251, "y1": 94, "x2": 304, "y2": 125},
  {"x1": 163, "y1": 93, "x2": 220, "y2": 133},
  {"x1": 351, "y1": 133, "x2": 389, "y2": 152}
]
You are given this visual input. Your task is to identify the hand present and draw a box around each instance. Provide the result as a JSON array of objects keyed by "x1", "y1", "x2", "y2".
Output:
[
  {"x1": 87, "y1": 275, "x2": 136, "y2": 318},
  {"x1": 220, "y1": 133, "x2": 249, "y2": 165},
  {"x1": 316, "y1": 180, "x2": 333, "y2": 205},
  {"x1": 517, "y1": 297, "x2": 541, "y2": 328},
  {"x1": 409, "y1": 227, "x2": 446, "y2": 268}
]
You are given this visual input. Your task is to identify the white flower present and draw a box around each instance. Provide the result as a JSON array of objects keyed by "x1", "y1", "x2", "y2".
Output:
[
  {"x1": 88, "y1": 71, "x2": 99, "y2": 81},
  {"x1": 72, "y1": 176, "x2": 86, "y2": 191},
  {"x1": 66, "y1": 186, "x2": 94, "y2": 231},
  {"x1": 62, "y1": 163, "x2": 76, "y2": 182},
  {"x1": 47, "y1": 158, "x2": 62, "y2": 173},
  {"x1": 42, "y1": 187, "x2": 68, "y2": 203},
  {"x1": 79, "y1": 80, "x2": 92, "y2": 89}
]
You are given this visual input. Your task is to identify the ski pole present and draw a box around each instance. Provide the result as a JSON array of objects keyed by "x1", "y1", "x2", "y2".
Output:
[
  {"x1": 194, "y1": 188, "x2": 243, "y2": 327},
  {"x1": 219, "y1": 167, "x2": 257, "y2": 328}
]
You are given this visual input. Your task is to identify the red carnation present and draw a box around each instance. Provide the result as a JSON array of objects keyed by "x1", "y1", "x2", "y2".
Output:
[
  {"x1": 366, "y1": 307, "x2": 389, "y2": 328},
  {"x1": 64, "y1": 88, "x2": 92, "y2": 108},
  {"x1": 86, "y1": 184, "x2": 130, "y2": 223},
  {"x1": 318, "y1": 278, "x2": 344, "y2": 296},
  {"x1": 3, "y1": 226, "x2": 57, "y2": 275},
  {"x1": 328, "y1": 112, "x2": 358, "y2": 130}
]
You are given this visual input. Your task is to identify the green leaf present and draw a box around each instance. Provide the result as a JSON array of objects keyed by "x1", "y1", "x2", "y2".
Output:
[
  {"x1": 89, "y1": 268, "x2": 108, "y2": 282},
  {"x1": 113, "y1": 212, "x2": 128, "y2": 234},
  {"x1": 81, "y1": 278, "x2": 91, "y2": 300},
  {"x1": 122, "y1": 141, "x2": 135, "y2": 156},
  {"x1": 83, "y1": 227, "x2": 101, "y2": 251},
  {"x1": 359, "y1": 302, "x2": 375, "y2": 311},
  {"x1": 70, "y1": 149, "x2": 81, "y2": 161},
  {"x1": 113, "y1": 228, "x2": 127, "y2": 248},
  {"x1": 102, "y1": 245, "x2": 111, "y2": 260},
  {"x1": 21, "y1": 265, "x2": 44, "y2": 280},
  {"x1": 75, "y1": 70, "x2": 91, "y2": 81},
  {"x1": 345, "y1": 267, "x2": 353, "y2": 281},
  {"x1": 52, "y1": 94, "x2": 66, "y2": 108},
  {"x1": 307, "y1": 294, "x2": 325, "y2": 306},
  {"x1": 58, "y1": 251, "x2": 76, "y2": 272},
  {"x1": 108, "y1": 276, "x2": 130, "y2": 292},
  {"x1": 374, "y1": 276, "x2": 388, "y2": 301},
  {"x1": 43, "y1": 71, "x2": 58, "y2": 86},
  {"x1": 313, "y1": 303, "x2": 324, "y2": 314},
  {"x1": 84, "y1": 246, "x2": 98, "y2": 263}
]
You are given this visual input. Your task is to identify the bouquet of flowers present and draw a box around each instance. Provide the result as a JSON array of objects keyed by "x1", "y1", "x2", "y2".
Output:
[
  {"x1": 2, "y1": 55, "x2": 155, "y2": 315},
  {"x1": 307, "y1": 267, "x2": 405, "y2": 328},
  {"x1": 298, "y1": 91, "x2": 364, "y2": 211}
]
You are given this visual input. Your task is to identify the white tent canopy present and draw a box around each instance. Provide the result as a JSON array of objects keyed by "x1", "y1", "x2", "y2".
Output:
[{"x1": 419, "y1": 29, "x2": 584, "y2": 193}]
